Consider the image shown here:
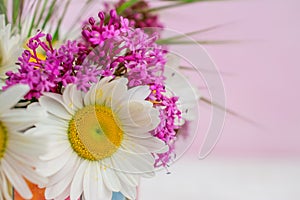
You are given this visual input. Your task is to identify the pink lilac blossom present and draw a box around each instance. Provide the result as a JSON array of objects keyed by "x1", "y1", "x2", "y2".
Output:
[
  {"x1": 148, "y1": 84, "x2": 182, "y2": 168},
  {"x1": 78, "y1": 10, "x2": 167, "y2": 87},
  {"x1": 3, "y1": 32, "x2": 101, "y2": 99}
]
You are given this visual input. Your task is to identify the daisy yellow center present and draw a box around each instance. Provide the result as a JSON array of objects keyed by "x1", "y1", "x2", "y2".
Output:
[
  {"x1": 68, "y1": 105, "x2": 123, "y2": 161},
  {"x1": 0, "y1": 121, "x2": 8, "y2": 159}
]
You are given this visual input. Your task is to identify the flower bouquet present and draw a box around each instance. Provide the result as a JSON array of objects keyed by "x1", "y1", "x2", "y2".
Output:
[{"x1": 0, "y1": 0, "x2": 228, "y2": 200}]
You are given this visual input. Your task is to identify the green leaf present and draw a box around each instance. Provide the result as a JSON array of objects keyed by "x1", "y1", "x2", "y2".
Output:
[
  {"x1": 157, "y1": 39, "x2": 240, "y2": 45},
  {"x1": 179, "y1": 66, "x2": 234, "y2": 76},
  {"x1": 12, "y1": 0, "x2": 21, "y2": 26},
  {"x1": 157, "y1": 22, "x2": 234, "y2": 43},
  {"x1": 0, "y1": 0, "x2": 8, "y2": 23},
  {"x1": 148, "y1": 0, "x2": 232, "y2": 12},
  {"x1": 200, "y1": 96, "x2": 261, "y2": 126},
  {"x1": 0, "y1": 0, "x2": 6, "y2": 14},
  {"x1": 116, "y1": 0, "x2": 139, "y2": 14},
  {"x1": 17, "y1": 0, "x2": 24, "y2": 32},
  {"x1": 53, "y1": 0, "x2": 71, "y2": 41},
  {"x1": 36, "y1": 0, "x2": 48, "y2": 27},
  {"x1": 41, "y1": 0, "x2": 56, "y2": 30},
  {"x1": 27, "y1": 1, "x2": 41, "y2": 38}
]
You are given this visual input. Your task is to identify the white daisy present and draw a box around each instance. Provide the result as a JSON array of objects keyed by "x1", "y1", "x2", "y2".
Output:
[
  {"x1": 34, "y1": 77, "x2": 168, "y2": 200},
  {"x1": 0, "y1": 15, "x2": 22, "y2": 86},
  {"x1": 0, "y1": 84, "x2": 48, "y2": 200}
]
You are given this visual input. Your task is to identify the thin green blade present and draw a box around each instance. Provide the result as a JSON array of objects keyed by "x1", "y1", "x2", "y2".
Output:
[{"x1": 116, "y1": 0, "x2": 139, "y2": 14}]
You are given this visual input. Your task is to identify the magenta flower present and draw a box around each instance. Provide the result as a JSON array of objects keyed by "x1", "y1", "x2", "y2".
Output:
[{"x1": 3, "y1": 32, "x2": 100, "y2": 99}]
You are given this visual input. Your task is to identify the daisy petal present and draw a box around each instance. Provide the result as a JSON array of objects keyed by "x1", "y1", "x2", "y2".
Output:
[
  {"x1": 47, "y1": 154, "x2": 79, "y2": 186},
  {"x1": 126, "y1": 85, "x2": 151, "y2": 101},
  {"x1": 45, "y1": 156, "x2": 78, "y2": 199},
  {"x1": 39, "y1": 95, "x2": 71, "y2": 120},
  {"x1": 6, "y1": 155, "x2": 48, "y2": 186},
  {"x1": 0, "y1": 169, "x2": 11, "y2": 200},
  {"x1": 0, "y1": 84, "x2": 29, "y2": 113},
  {"x1": 115, "y1": 170, "x2": 139, "y2": 188},
  {"x1": 101, "y1": 165, "x2": 121, "y2": 192},
  {"x1": 83, "y1": 163, "x2": 98, "y2": 200},
  {"x1": 53, "y1": 186, "x2": 70, "y2": 200},
  {"x1": 120, "y1": 182, "x2": 137, "y2": 200},
  {"x1": 63, "y1": 84, "x2": 84, "y2": 110},
  {"x1": 43, "y1": 92, "x2": 75, "y2": 115},
  {"x1": 95, "y1": 80, "x2": 118, "y2": 106},
  {"x1": 124, "y1": 136, "x2": 169, "y2": 154},
  {"x1": 70, "y1": 161, "x2": 88, "y2": 200},
  {"x1": 2, "y1": 159, "x2": 32, "y2": 199},
  {"x1": 36, "y1": 148, "x2": 73, "y2": 177},
  {"x1": 118, "y1": 101, "x2": 160, "y2": 130},
  {"x1": 84, "y1": 84, "x2": 97, "y2": 106},
  {"x1": 112, "y1": 150, "x2": 154, "y2": 174}
]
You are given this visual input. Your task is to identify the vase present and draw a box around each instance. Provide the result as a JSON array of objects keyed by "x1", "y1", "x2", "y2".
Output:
[{"x1": 12, "y1": 183, "x2": 129, "y2": 200}]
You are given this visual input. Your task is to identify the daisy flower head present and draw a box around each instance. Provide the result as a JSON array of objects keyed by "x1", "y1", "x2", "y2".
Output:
[
  {"x1": 0, "y1": 15, "x2": 22, "y2": 86},
  {"x1": 0, "y1": 84, "x2": 48, "y2": 200},
  {"x1": 34, "y1": 77, "x2": 168, "y2": 200}
]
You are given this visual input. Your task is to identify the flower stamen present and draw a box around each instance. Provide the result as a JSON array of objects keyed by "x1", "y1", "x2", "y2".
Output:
[
  {"x1": 68, "y1": 105, "x2": 123, "y2": 161},
  {"x1": 0, "y1": 121, "x2": 8, "y2": 159}
]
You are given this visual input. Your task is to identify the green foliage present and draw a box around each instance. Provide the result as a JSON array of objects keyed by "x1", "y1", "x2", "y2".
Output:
[
  {"x1": 148, "y1": 0, "x2": 232, "y2": 12},
  {"x1": 116, "y1": 0, "x2": 139, "y2": 14}
]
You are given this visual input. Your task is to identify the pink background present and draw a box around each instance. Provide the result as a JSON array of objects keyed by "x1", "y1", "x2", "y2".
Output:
[
  {"x1": 68, "y1": 0, "x2": 300, "y2": 158},
  {"x1": 158, "y1": 0, "x2": 300, "y2": 158},
  {"x1": 140, "y1": 1, "x2": 300, "y2": 199}
]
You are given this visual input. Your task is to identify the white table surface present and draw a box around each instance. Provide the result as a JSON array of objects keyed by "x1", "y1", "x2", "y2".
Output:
[{"x1": 139, "y1": 156, "x2": 300, "y2": 200}]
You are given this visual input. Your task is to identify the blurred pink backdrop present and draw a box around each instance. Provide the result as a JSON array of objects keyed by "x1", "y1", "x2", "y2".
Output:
[
  {"x1": 158, "y1": 0, "x2": 300, "y2": 158},
  {"x1": 139, "y1": 1, "x2": 300, "y2": 199},
  {"x1": 67, "y1": 0, "x2": 300, "y2": 158}
]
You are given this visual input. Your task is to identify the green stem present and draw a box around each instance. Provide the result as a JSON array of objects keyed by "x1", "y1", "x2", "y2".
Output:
[
  {"x1": 179, "y1": 66, "x2": 234, "y2": 76},
  {"x1": 148, "y1": 0, "x2": 231, "y2": 12},
  {"x1": 147, "y1": 2, "x2": 186, "y2": 12},
  {"x1": 116, "y1": 0, "x2": 139, "y2": 14},
  {"x1": 158, "y1": 22, "x2": 234, "y2": 43},
  {"x1": 0, "y1": 0, "x2": 8, "y2": 23},
  {"x1": 12, "y1": 0, "x2": 21, "y2": 26},
  {"x1": 157, "y1": 39, "x2": 240, "y2": 45},
  {"x1": 200, "y1": 96, "x2": 261, "y2": 126},
  {"x1": 28, "y1": 1, "x2": 41, "y2": 38},
  {"x1": 41, "y1": 0, "x2": 56, "y2": 30},
  {"x1": 36, "y1": 0, "x2": 48, "y2": 27},
  {"x1": 17, "y1": 0, "x2": 24, "y2": 32},
  {"x1": 53, "y1": 0, "x2": 71, "y2": 41}
]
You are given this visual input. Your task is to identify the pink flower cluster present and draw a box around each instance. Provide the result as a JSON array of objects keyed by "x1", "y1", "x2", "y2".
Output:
[
  {"x1": 4, "y1": 32, "x2": 87, "y2": 99},
  {"x1": 148, "y1": 84, "x2": 182, "y2": 167},
  {"x1": 78, "y1": 10, "x2": 167, "y2": 88}
]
